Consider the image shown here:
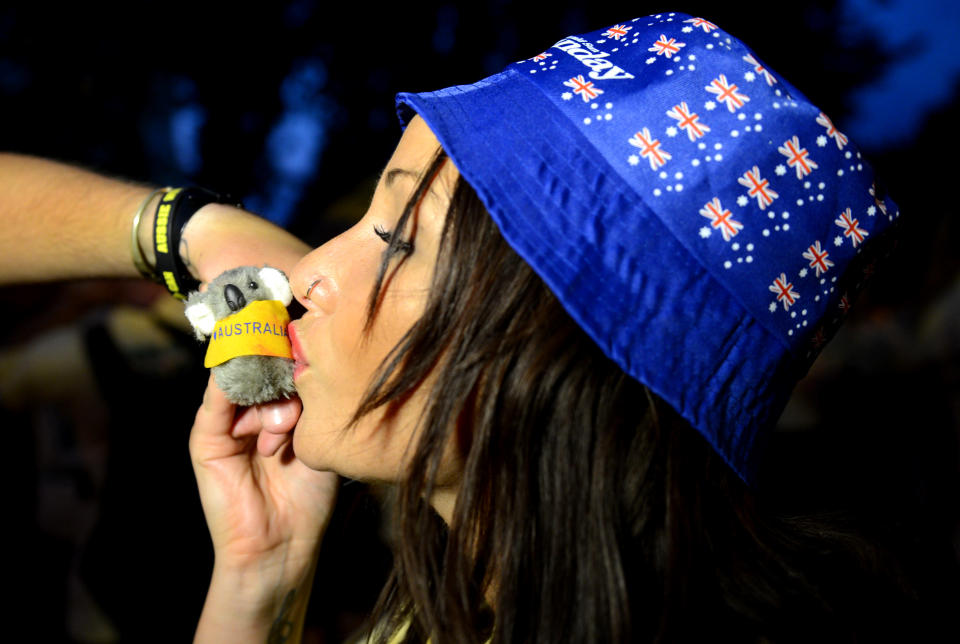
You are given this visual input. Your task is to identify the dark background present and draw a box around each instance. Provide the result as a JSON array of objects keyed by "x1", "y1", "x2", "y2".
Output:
[{"x1": 1, "y1": 1, "x2": 958, "y2": 641}]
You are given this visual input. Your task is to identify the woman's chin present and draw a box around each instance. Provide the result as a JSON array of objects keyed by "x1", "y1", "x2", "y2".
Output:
[{"x1": 290, "y1": 423, "x2": 321, "y2": 470}]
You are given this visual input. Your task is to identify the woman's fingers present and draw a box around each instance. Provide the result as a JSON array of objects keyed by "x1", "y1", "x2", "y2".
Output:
[
  {"x1": 255, "y1": 397, "x2": 302, "y2": 456},
  {"x1": 231, "y1": 406, "x2": 262, "y2": 437},
  {"x1": 193, "y1": 373, "x2": 302, "y2": 460},
  {"x1": 231, "y1": 396, "x2": 302, "y2": 437},
  {"x1": 193, "y1": 373, "x2": 237, "y2": 441},
  {"x1": 198, "y1": 372, "x2": 234, "y2": 426},
  {"x1": 259, "y1": 396, "x2": 302, "y2": 434},
  {"x1": 190, "y1": 373, "x2": 244, "y2": 461},
  {"x1": 257, "y1": 430, "x2": 289, "y2": 457}
]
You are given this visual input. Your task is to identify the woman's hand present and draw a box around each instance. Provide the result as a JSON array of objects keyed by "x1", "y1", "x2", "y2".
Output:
[{"x1": 190, "y1": 373, "x2": 338, "y2": 641}]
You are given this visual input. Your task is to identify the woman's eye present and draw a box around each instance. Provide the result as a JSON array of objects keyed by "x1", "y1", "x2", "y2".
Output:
[{"x1": 373, "y1": 225, "x2": 414, "y2": 254}]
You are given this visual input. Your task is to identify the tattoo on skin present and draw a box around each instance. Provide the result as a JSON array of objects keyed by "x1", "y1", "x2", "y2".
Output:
[{"x1": 267, "y1": 590, "x2": 296, "y2": 644}]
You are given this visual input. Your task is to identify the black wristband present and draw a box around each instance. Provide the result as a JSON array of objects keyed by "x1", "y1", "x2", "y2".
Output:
[{"x1": 153, "y1": 186, "x2": 240, "y2": 300}]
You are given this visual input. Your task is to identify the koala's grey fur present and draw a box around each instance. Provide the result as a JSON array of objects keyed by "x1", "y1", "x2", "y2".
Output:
[{"x1": 184, "y1": 266, "x2": 296, "y2": 406}]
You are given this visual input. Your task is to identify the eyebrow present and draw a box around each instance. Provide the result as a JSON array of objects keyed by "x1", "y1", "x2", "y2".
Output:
[
  {"x1": 383, "y1": 166, "x2": 446, "y2": 205},
  {"x1": 384, "y1": 167, "x2": 419, "y2": 188}
]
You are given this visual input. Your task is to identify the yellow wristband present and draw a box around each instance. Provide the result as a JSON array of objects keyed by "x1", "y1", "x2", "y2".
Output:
[{"x1": 204, "y1": 300, "x2": 293, "y2": 368}]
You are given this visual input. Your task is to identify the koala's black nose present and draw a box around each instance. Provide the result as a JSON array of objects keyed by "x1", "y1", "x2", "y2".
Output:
[{"x1": 224, "y1": 284, "x2": 247, "y2": 312}]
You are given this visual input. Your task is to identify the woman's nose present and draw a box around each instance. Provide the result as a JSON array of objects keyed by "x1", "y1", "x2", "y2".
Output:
[{"x1": 291, "y1": 248, "x2": 339, "y2": 314}]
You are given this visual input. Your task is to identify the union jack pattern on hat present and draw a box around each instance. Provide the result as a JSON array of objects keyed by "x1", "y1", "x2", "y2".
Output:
[{"x1": 396, "y1": 12, "x2": 899, "y2": 482}]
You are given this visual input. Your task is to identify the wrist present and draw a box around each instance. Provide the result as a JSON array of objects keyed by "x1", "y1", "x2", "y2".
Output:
[
  {"x1": 213, "y1": 539, "x2": 320, "y2": 584},
  {"x1": 197, "y1": 547, "x2": 319, "y2": 642},
  {"x1": 138, "y1": 197, "x2": 226, "y2": 283},
  {"x1": 213, "y1": 534, "x2": 323, "y2": 597},
  {"x1": 134, "y1": 189, "x2": 166, "y2": 278},
  {"x1": 137, "y1": 187, "x2": 248, "y2": 297}
]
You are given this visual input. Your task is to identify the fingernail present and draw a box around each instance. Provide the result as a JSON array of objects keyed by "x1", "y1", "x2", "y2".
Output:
[
  {"x1": 262, "y1": 405, "x2": 288, "y2": 427},
  {"x1": 259, "y1": 398, "x2": 300, "y2": 427}
]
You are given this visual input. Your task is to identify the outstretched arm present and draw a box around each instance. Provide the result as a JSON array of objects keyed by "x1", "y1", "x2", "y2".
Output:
[{"x1": 0, "y1": 153, "x2": 311, "y2": 285}]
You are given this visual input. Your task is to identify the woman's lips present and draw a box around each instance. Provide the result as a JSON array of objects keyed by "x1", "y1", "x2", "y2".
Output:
[{"x1": 288, "y1": 322, "x2": 309, "y2": 380}]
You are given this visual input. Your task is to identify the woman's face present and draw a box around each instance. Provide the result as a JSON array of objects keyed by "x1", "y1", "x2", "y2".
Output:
[{"x1": 288, "y1": 116, "x2": 459, "y2": 486}]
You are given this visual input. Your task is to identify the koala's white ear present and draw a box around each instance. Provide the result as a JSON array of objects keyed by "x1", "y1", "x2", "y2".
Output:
[
  {"x1": 185, "y1": 302, "x2": 216, "y2": 336},
  {"x1": 259, "y1": 267, "x2": 293, "y2": 305}
]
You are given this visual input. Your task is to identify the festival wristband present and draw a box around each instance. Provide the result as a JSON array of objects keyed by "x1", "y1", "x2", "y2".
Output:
[
  {"x1": 204, "y1": 300, "x2": 293, "y2": 368},
  {"x1": 154, "y1": 186, "x2": 241, "y2": 299}
]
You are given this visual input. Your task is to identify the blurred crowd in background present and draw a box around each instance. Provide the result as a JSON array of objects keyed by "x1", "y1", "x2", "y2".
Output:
[{"x1": 0, "y1": 1, "x2": 957, "y2": 641}]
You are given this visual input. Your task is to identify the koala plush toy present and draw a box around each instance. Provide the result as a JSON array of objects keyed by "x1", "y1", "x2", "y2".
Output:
[{"x1": 184, "y1": 266, "x2": 297, "y2": 406}]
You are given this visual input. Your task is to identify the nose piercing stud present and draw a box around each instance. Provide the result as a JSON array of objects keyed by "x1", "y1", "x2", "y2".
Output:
[{"x1": 305, "y1": 279, "x2": 322, "y2": 299}]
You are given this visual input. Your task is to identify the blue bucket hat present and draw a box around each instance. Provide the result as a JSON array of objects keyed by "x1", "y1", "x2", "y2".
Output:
[{"x1": 396, "y1": 12, "x2": 899, "y2": 482}]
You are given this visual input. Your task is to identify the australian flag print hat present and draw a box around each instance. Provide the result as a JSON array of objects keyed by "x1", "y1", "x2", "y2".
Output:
[{"x1": 396, "y1": 12, "x2": 899, "y2": 482}]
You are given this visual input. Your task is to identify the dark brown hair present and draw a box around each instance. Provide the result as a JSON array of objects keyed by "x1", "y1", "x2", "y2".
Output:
[{"x1": 357, "y1": 151, "x2": 918, "y2": 643}]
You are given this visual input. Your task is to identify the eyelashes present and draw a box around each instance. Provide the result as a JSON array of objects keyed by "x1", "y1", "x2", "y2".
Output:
[{"x1": 373, "y1": 224, "x2": 414, "y2": 255}]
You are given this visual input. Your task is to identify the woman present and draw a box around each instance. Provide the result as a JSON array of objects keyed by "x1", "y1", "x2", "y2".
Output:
[{"x1": 190, "y1": 13, "x2": 927, "y2": 643}]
